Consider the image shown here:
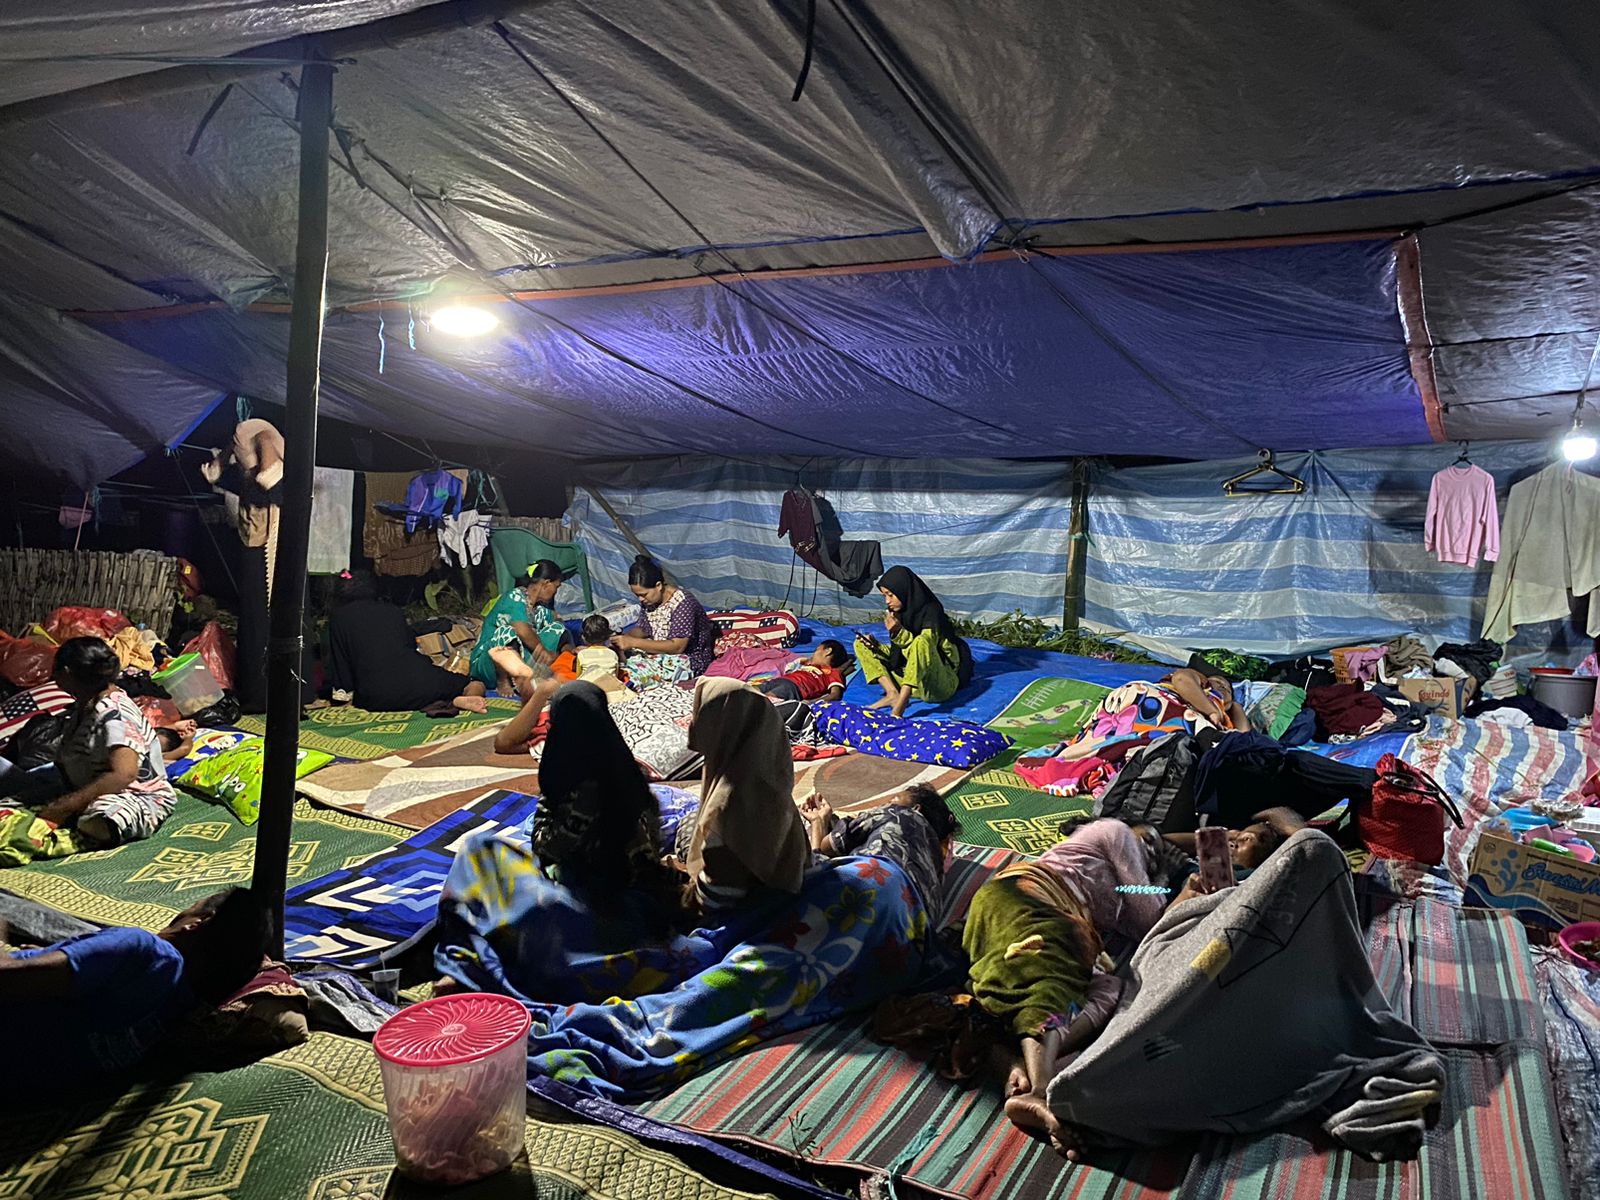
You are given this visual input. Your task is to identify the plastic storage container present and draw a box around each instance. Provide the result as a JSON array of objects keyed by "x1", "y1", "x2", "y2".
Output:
[
  {"x1": 373, "y1": 994, "x2": 531, "y2": 1185},
  {"x1": 150, "y1": 652, "x2": 224, "y2": 715},
  {"x1": 1529, "y1": 668, "x2": 1598, "y2": 720}
]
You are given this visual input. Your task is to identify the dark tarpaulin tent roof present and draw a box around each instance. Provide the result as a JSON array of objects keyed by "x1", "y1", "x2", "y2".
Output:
[{"x1": 3, "y1": 0, "x2": 1600, "y2": 482}]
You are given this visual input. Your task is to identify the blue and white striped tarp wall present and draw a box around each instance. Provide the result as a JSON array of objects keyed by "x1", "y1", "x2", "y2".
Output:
[
  {"x1": 1083, "y1": 441, "x2": 1567, "y2": 658},
  {"x1": 567, "y1": 457, "x2": 1074, "y2": 624}
]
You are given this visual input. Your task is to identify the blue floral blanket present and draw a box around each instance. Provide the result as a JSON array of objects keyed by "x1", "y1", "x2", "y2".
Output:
[{"x1": 435, "y1": 836, "x2": 932, "y2": 1100}]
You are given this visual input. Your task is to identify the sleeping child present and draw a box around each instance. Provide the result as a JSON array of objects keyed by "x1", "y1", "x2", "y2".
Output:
[
  {"x1": 799, "y1": 782, "x2": 959, "y2": 915},
  {"x1": 575, "y1": 615, "x2": 634, "y2": 705},
  {"x1": 758, "y1": 639, "x2": 850, "y2": 705}
]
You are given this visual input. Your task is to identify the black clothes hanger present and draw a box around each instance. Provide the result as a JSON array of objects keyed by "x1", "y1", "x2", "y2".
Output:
[{"x1": 1222, "y1": 449, "x2": 1305, "y2": 497}]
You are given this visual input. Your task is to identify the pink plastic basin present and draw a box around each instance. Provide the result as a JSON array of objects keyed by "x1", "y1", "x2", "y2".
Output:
[
  {"x1": 373, "y1": 993, "x2": 531, "y2": 1185},
  {"x1": 1558, "y1": 922, "x2": 1600, "y2": 973}
]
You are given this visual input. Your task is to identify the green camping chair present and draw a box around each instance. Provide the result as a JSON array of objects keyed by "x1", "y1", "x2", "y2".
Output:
[{"x1": 489, "y1": 527, "x2": 595, "y2": 612}]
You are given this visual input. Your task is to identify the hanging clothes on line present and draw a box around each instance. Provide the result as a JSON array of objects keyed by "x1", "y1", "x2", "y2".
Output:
[
  {"x1": 1483, "y1": 463, "x2": 1600, "y2": 642},
  {"x1": 777, "y1": 487, "x2": 883, "y2": 597},
  {"x1": 440, "y1": 510, "x2": 491, "y2": 567},
  {"x1": 307, "y1": 467, "x2": 355, "y2": 576},
  {"x1": 403, "y1": 467, "x2": 464, "y2": 533},
  {"x1": 362, "y1": 472, "x2": 439, "y2": 578},
  {"x1": 1424, "y1": 462, "x2": 1499, "y2": 567}
]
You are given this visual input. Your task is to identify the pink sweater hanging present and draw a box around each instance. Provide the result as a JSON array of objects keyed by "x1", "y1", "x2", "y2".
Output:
[{"x1": 1424, "y1": 463, "x2": 1499, "y2": 567}]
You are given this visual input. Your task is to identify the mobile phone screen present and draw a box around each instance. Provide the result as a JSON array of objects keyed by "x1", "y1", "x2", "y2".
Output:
[{"x1": 1194, "y1": 826, "x2": 1236, "y2": 894}]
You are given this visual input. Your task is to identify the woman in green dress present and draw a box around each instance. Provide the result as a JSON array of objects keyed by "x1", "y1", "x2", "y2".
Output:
[
  {"x1": 854, "y1": 566, "x2": 972, "y2": 717},
  {"x1": 469, "y1": 560, "x2": 572, "y2": 695}
]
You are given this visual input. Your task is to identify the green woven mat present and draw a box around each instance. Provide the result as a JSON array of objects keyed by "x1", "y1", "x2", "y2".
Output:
[
  {"x1": 0, "y1": 794, "x2": 402, "y2": 929},
  {"x1": 0, "y1": 1032, "x2": 768, "y2": 1200},
  {"x1": 984, "y1": 676, "x2": 1110, "y2": 750},
  {"x1": 238, "y1": 699, "x2": 520, "y2": 761},
  {"x1": 946, "y1": 750, "x2": 1093, "y2": 854}
]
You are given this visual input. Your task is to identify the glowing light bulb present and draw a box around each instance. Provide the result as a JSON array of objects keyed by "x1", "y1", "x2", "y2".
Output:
[
  {"x1": 1562, "y1": 430, "x2": 1597, "y2": 462},
  {"x1": 430, "y1": 304, "x2": 498, "y2": 337}
]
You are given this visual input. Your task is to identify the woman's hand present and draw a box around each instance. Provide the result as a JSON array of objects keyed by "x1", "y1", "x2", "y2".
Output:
[
  {"x1": 531, "y1": 644, "x2": 554, "y2": 667},
  {"x1": 1170, "y1": 874, "x2": 1207, "y2": 906},
  {"x1": 884, "y1": 609, "x2": 901, "y2": 635},
  {"x1": 612, "y1": 635, "x2": 634, "y2": 653}
]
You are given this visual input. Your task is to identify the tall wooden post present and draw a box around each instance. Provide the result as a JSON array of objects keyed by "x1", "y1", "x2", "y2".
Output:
[
  {"x1": 253, "y1": 55, "x2": 334, "y2": 952},
  {"x1": 1062, "y1": 459, "x2": 1090, "y2": 632}
]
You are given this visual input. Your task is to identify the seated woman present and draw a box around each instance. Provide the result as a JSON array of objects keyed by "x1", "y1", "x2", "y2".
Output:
[
  {"x1": 674, "y1": 677, "x2": 810, "y2": 916},
  {"x1": 0, "y1": 887, "x2": 272, "y2": 1092},
  {"x1": 469, "y1": 560, "x2": 572, "y2": 696},
  {"x1": 876, "y1": 817, "x2": 1172, "y2": 1107},
  {"x1": 327, "y1": 571, "x2": 489, "y2": 713},
  {"x1": 438, "y1": 681, "x2": 685, "y2": 1002},
  {"x1": 1020, "y1": 827, "x2": 1444, "y2": 1164},
  {"x1": 800, "y1": 783, "x2": 958, "y2": 915},
  {"x1": 854, "y1": 567, "x2": 972, "y2": 718},
  {"x1": 0, "y1": 637, "x2": 178, "y2": 846},
  {"x1": 611, "y1": 555, "x2": 717, "y2": 686},
  {"x1": 436, "y1": 678, "x2": 932, "y2": 1100}
]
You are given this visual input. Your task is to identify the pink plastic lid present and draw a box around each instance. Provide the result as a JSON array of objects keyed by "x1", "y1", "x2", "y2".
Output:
[{"x1": 374, "y1": 994, "x2": 532, "y2": 1068}]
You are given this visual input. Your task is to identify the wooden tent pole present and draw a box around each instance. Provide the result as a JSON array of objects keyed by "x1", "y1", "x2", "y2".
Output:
[
  {"x1": 253, "y1": 54, "x2": 333, "y2": 953},
  {"x1": 1062, "y1": 459, "x2": 1091, "y2": 631}
]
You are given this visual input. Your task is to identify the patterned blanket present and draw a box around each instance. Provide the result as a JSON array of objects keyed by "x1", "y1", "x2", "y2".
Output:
[
  {"x1": 1403, "y1": 716, "x2": 1591, "y2": 892},
  {"x1": 296, "y1": 724, "x2": 541, "y2": 828},
  {"x1": 638, "y1": 868, "x2": 1570, "y2": 1200},
  {"x1": 238, "y1": 699, "x2": 520, "y2": 761},
  {"x1": 284, "y1": 786, "x2": 699, "y2": 970},
  {"x1": 789, "y1": 751, "x2": 970, "y2": 814},
  {"x1": 0, "y1": 793, "x2": 400, "y2": 929},
  {"x1": 438, "y1": 837, "x2": 934, "y2": 1100},
  {"x1": 283, "y1": 789, "x2": 537, "y2": 968},
  {"x1": 0, "y1": 1031, "x2": 770, "y2": 1200},
  {"x1": 983, "y1": 677, "x2": 1113, "y2": 750}
]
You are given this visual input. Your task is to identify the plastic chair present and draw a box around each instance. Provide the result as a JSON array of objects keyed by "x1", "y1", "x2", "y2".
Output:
[{"x1": 489, "y1": 528, "x2": 594, "y2": 612}]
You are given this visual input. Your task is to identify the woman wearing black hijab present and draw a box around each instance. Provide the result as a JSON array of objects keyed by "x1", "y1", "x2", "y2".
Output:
[
  {"x1": 853, "y1": 567, "x2": 973, "y2": 717},
  {"x1": 530, "y1": 681, "x2": 664, "y2": 894}
]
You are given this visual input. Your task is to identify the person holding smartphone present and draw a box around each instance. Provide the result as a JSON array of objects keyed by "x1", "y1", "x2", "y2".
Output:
[{"x1": 853, "y1": 567, "x2": 971, "y2": 717}]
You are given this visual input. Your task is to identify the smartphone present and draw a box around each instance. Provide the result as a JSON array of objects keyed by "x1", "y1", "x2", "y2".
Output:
[{"x1": 1194, "y1": 826, "x2": 1236, "y2": 894}]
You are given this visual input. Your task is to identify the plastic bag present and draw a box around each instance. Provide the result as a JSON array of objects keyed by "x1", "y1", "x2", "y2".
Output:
[
  {"x1": 10, "y1": 714, "x2": 67, "y2": 771},
  {"x1": 183, "y1": 621, "x2": 236, "y2": 692},
  {"x1": 44, "y1": 606, "x2": 132, "y2": 643},
  {"x1": 0, "y1": 636, "x2": 57, "y2": 688},
  {"x1": 189, "y1": 695, "x2": 241, "y2": 729}
]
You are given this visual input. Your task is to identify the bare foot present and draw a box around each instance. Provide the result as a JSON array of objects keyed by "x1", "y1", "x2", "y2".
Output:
[
  {"x1": 867, "y1": 696, "x2": 894, "y2": 711},
  {"x1": 1006, "y1": 1064, "x2": 1031, "y2": 1097},
  {"x1": 1004, "y1": 1093, "x2": 1056, "y2": 1139},
  {"x1": 453, "y1": 695, "x2": 490, "y2": 714}
]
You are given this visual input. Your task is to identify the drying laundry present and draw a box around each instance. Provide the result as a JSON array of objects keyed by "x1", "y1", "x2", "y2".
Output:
[
  {"x1": 1483, "y1": 462, "x2": 1600, "y2": 642},
  {"x1": 403, "y1": 468, "x2": 464, "y2": 534},
  {"x1": 439, "y1": 509, "x2": 491, "y2": 567},
  {"x1": 777, "y1": 488, "x2": 883, "y2": 597},
  {"x1": 1424, "y1": 462, "x2": 1499, "y2": 567}
]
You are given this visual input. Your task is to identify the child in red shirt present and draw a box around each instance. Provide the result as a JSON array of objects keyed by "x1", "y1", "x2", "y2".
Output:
[{"x1": 759, "y1": 640, "x2": 850, "y2": 703}]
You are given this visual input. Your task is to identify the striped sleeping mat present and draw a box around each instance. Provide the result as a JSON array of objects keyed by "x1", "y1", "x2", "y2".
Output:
[{"x1": 639, "y1": 853, "x2": 1569, "y2": 1200}]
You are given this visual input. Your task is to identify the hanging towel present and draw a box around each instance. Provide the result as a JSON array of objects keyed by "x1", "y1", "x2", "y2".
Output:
[{"x1": 307, "y1": 467, "x2": 355, "y2": 576}]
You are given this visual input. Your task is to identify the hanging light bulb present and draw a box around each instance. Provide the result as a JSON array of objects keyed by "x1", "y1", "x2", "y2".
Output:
[
  {"x1": 430, "y1": 303, "x2": 499, "y2": 337},
  {"x1": 1563, "y1": 400, "x2": 1597, "y2": 462}
]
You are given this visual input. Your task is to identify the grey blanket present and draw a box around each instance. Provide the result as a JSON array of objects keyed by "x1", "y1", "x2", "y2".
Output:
[{"x1": 1047, "y1": 829, "x2": 1443, "y2": 1160}]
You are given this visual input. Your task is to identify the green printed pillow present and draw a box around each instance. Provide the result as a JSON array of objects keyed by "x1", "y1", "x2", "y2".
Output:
[{"x1": 177, "y1": 736, "x2": 333, "y2": 825}]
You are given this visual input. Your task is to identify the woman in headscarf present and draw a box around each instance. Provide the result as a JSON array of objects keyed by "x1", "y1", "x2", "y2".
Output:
[
  {"x1": 434, "y1": 681, "x2": 687, "y2": 1002},
  {"x1": 674, "y1": 677, "x2": 810, "y2": 916},
  {"x1": 468, "y1": 560, "x2": 572, "y2": 696},
  {"x1": 853, "y1": 566, "x2": 973, "y2": 717}
]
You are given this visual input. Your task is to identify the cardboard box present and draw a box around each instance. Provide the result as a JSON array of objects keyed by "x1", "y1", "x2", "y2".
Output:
[
  {"x1": 415, "y1": 631, "x2": 450, "y2": 658},
  {"x1": 1466, "y1": 830, "x2": 1600, "y2": 930},
  {"x1": 442, "y1": 649, "x2": 471, "y2": 676},
  {"x1": 444, "y1": 621, "x2": 477, "y2": 648},
  {"x1": 1397, "y1": 674, "x2": 1476, "y2": 719}
]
